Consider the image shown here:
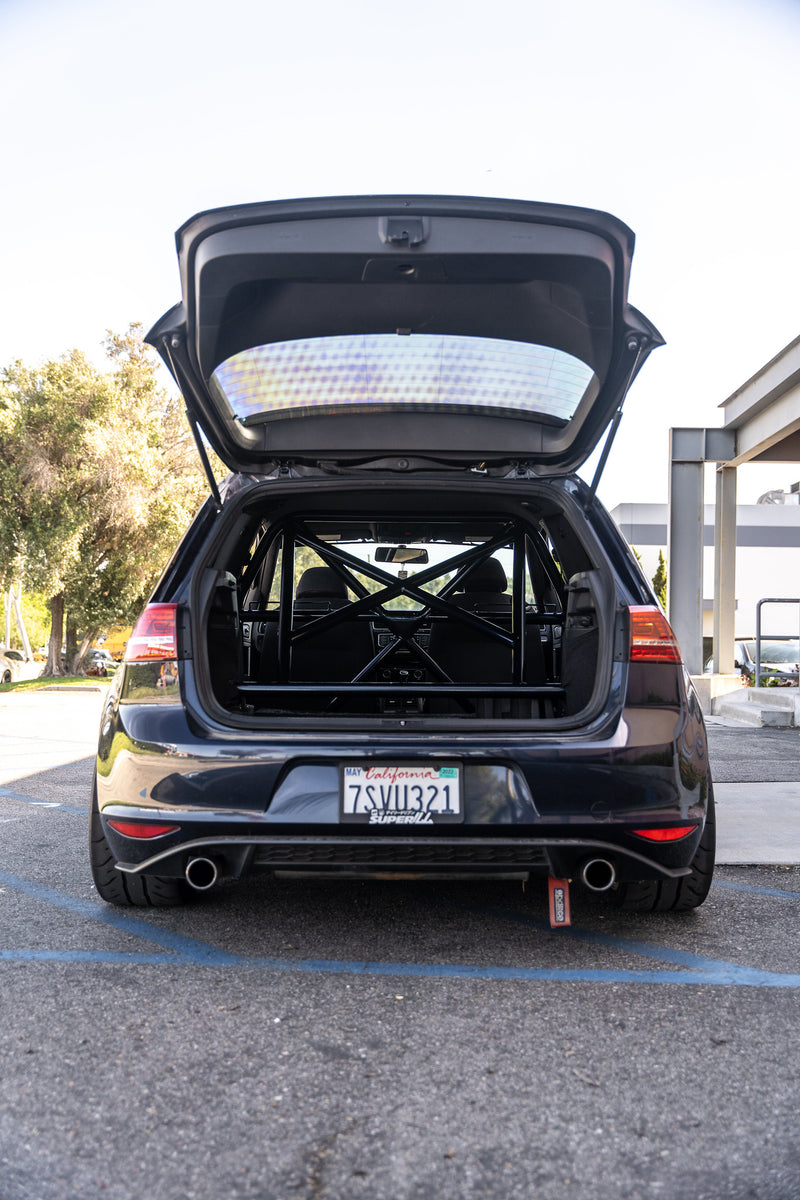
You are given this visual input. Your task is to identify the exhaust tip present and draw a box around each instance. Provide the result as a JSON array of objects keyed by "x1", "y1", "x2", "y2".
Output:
[
  {"x1": 185, "y1": 856, "x2": 219, "y2": 892},
  {"x1": 580, "y1": 857, "x2": 617, "y2": 893}
]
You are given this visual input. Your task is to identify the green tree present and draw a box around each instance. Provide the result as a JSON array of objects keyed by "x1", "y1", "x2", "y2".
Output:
[
  {"x1": 0, "y1": 326, "x2": 207, "y2": 674},
  {"x1": 2, "y1": 587, "x2": 50, "y2": 653},
  {"x1": 652, "y1": 549, "x2": 667, "y2": 609}
]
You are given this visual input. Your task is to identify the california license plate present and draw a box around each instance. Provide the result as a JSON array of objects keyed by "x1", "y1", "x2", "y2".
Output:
[{"x1": 340, "y1": 763, "x2": 463, "y2": 824}]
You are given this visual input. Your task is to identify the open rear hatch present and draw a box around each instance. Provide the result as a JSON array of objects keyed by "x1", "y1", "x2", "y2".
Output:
[
  {"x1": 144, "y1": 195, "x2": 661, "y2": 726},
  {"x1": 146, "y1": 194, "x2": 663, "y2": 478}
]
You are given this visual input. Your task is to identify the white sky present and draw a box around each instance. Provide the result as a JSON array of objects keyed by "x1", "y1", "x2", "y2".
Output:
[{"x1": 2, "y1": 0, "x2": 799, "y2": 508}]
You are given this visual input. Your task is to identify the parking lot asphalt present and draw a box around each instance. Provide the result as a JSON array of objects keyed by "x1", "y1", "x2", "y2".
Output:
[{"x1": 1, "y1": 689, "x2": 799, "y2": 1200}]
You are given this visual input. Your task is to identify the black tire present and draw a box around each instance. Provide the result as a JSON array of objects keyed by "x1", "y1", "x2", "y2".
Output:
[
  {"x1": 1, "y1": 670, "x2": 11, "y2": 683},
  {"x1": 613, "y1": 790, "x2": 716, "y2": 913},
  {"x1": 89, "y1": 776, "x2": 187, "y2": 907}
]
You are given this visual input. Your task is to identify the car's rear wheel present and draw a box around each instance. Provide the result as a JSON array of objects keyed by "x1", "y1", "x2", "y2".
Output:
[
  {"x1": 1, "y1": 670, "x2": 11, "y2": 683},
  {"x1": 89, "y1": 776, "x2": 187, "y2": 907},
  {"x1": 613, "y1": 791, "x2": 716, "y2": 913}
]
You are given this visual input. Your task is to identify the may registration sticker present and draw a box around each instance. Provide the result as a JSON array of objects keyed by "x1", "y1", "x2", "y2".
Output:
[{"x1": 340, "y1": 763, "x2": 463, "y2": 824}]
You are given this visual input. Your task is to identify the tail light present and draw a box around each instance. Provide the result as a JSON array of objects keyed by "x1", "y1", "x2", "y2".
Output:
[
  {"x1": 107, "y1": 819, "x2": 180, "y2": 839},
  {"x1": 632, "y1": 825, "x2": 696, "y2": 842},
  {"x1": 629, "y1": 606, "x2": 682, "y2": 663},
  {"x1": 125, "y1": 603, "x2": 179, "y2": 662}
]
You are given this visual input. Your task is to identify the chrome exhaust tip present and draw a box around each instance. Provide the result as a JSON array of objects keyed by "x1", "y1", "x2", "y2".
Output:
[
  {"x1": 579, "y1": 857, "x2": 617, "y2": 893},
  {"x1": 185, "y1": 856, "x2": 219, "y2": 892}
]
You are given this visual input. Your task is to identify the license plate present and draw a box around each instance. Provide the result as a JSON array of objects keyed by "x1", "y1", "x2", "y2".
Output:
[{"x1": 340, "y1": 763, "x2": 463, "y2": 824}]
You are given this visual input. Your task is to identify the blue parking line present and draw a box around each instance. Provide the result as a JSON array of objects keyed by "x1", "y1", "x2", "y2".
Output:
[
  {"x1": 0, "y1": 871, "x2": 241, "y2": 965},
  {"x1": 1, "y1": 869, "x2": 798, "y2": 986},
  {"x1": 455, "y1": 902, "x2": 800, "y2": 987},
  {"x1": 229, "y1": 955, "x2": 800, "y2": 987},
  {"x1": 1, "y1": 945, "x2": 798, "y2": 986},
  {"x1": 461, "y1": 902, "x2": 762, "y2": 970},
  {"x1": 0, "y1": 786, "x2": 85, "y2": 815},
  {"x1": 713, "y1": 879, "x2": 800, "y2": 901},
  {"x1": 0, "y1": 950, "x2": 180, "y2": 964}
]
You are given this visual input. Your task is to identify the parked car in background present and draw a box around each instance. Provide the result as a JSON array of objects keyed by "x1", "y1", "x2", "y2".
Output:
[
  {"x1": 85, "y1": 649, "x2": 118, "y2": 678},
  {"x1": 99, "y1": 627, "x2": 132, "y2": 661},
  {"x1": 0, "y1": 649, "x2": 41, "y2": 682},
  {"x1": 90, "y1": 195, "x2": 715, "y2": 919},
  {"x1": 705, "y1": 638, "x2": 800, "y2": 686}
]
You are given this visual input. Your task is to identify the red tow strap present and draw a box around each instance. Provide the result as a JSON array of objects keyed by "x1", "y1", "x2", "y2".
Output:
[{"x1": 548, "y1": 877, "x2": 572, "y2": 928}]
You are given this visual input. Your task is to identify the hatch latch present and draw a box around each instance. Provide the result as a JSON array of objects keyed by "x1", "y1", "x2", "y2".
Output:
[{"x1": 379, "y1": 216, "x2": 429, "y2": 246}]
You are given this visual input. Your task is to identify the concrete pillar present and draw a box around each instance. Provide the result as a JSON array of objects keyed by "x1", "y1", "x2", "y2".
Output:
[
  {"x1": 713, "y1": 466, "x2": 737, "y2": 673},
  {"x1": 667, "y1": 427, "x2": 736, "y2": 676},
  {"x1": 668, "y1": 430, "x2": 705, "y2": 674}
]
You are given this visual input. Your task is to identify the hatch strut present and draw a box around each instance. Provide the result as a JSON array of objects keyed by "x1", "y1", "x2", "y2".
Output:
[
  {"x1": 585, "y1": 403, "x2": 625, "y2": 509},
  {"x1": 158, "y1": 335, "x2": 222, "y2": 508},
  {"x1": 585, "y1": 339, "x2": 643, "y2": 509},
  {"x1": 184, "y1": 405, "x2": 222, "y2": 508}
]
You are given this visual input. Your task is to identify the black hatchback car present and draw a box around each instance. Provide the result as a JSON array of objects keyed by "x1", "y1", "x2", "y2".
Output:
[{"x1": 90, "y1": 195, "x2": 714, "y2": 919}]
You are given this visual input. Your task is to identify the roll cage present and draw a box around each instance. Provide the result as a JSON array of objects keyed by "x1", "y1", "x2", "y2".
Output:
[{"x1": 233, "y1": 515, "x2": 569, "y2": 717}]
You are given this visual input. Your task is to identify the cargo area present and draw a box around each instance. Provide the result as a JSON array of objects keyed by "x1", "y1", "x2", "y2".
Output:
[{"x1": 198, "y1": 482, "x2": 615, "y2": 726}]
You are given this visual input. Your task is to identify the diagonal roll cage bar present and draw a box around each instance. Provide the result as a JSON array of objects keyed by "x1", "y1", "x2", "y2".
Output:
[
  {"x1": 290, "y1": 524, "x2": 520, "y2": 689},
  {"x1": 239, "y1": 513, "x2": 565, "y2": 702},
  {"x1": 291, "y1": 523, "x2": 518, "y2": 642}
]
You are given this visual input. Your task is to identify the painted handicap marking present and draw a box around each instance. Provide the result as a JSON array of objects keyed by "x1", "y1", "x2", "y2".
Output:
[{"x1": 0, "y1": 869, "x2": 798, "y2": 987}]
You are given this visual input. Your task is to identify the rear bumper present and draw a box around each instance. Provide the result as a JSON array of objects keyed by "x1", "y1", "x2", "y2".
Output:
[
  {"x1": 110, "y1": 829, "x2": 693, "y2": 884},
  {"x1": 97, "y1": 661, "x2": 711, "y2": 886}
]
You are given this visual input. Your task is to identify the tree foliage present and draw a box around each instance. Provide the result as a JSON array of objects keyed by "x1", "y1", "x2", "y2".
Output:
[
  {"x1": 0, "y1": 326, "x2": 208, "y2": 673},
  {"x1": 652, "y1": 548, "x2": 667, "y2": 609}
]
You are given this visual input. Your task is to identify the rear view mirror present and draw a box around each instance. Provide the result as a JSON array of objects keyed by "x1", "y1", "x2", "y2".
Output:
[{"x1": 375, "y1": 545, "x2": 429, "y2": 564}]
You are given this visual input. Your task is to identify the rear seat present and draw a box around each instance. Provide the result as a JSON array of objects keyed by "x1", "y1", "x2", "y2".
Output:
[
  {"x1": 427, "y1": 558, "x2": 547, "y2": 714},
  {"x1": 258, "y1": 567, "x2": 376, "y2": 708},
  {"x1": 290, "y1": 567, "x2": 374, "y2": 684}
]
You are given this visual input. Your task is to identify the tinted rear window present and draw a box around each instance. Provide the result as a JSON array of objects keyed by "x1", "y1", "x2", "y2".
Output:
[{"x1": 210, "y1": 334, "x2": 596, "y2": 425}]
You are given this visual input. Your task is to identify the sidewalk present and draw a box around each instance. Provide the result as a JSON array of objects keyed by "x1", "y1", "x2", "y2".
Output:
[
  {"x1": 0, "y1": 687, "x2": 106, "y2": 785},
  {"x1": 714, "y1": 782, "x2": 800, "y2": 864},
  {"x1": 706, "y1": 717, "x2": 800, "y2": 864}
]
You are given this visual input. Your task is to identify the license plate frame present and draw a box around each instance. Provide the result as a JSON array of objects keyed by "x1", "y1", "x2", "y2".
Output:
[{"x1": 339, "y1": 762, "x2": 463, "y2": 825}]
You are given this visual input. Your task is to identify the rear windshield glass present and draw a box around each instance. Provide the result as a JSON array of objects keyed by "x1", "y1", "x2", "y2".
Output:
[{"x1": 210, "y1": 334, "x2": 596, "y2": 425}]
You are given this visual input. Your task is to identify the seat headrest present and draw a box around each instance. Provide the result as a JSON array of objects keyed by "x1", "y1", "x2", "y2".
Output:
[
  {"x1": 457, "y1": 557, "x2": 508, "y2": 594},
  {"x1": 295, "y1": 566, "x2": 349, "y2": 599}
]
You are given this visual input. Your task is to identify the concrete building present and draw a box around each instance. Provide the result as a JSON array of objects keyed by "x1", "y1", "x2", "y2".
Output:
[
  {"x1": 664, "y1": 334, "x2": 800, "y2": 675},
  {"x1": 611, "y1": 498, "x2": 800, "y2": 642}
]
